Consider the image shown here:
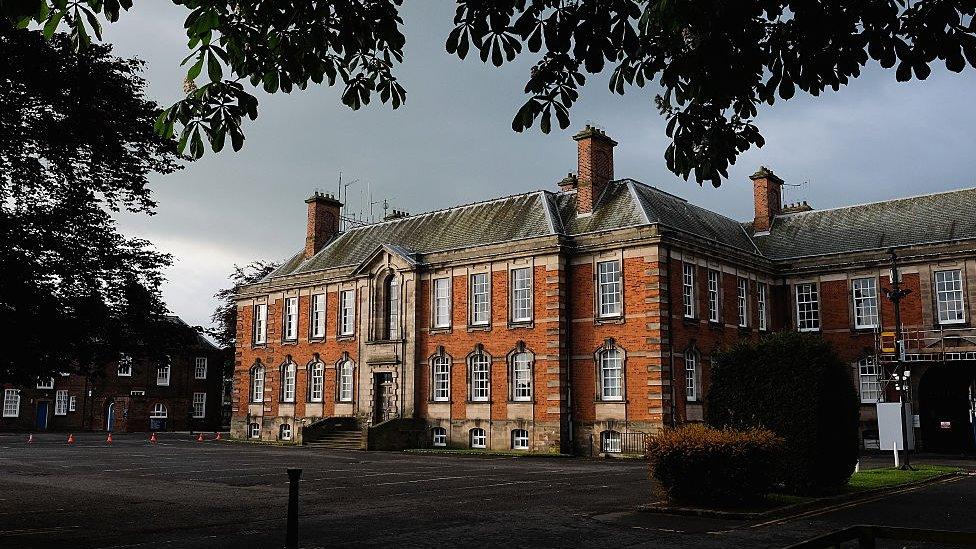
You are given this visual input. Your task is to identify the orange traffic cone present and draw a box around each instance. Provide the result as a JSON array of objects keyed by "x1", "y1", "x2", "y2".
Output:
[
  {"x1": 149, "y1": 432, "x2": 157, "y2": 444},
  {"x1": 106, "y1": 432, "x2": 113, "y2": 444},
  {"x1": 67, "y1": 433, "x2": 75, "y2": 444},
  {"x1": 214, "y1": 432, "x2": 221, "y2": 441},
  {"x1": 196, "y1": 432, "x2": 204, "y2": 442},
  {"x1": 27, "y1": 433, "x2": 33, "y2": 444}
]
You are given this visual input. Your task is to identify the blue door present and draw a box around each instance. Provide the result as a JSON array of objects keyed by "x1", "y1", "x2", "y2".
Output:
[
  {"x1": 36, "y1": 402, "x2": 49, "y2": 430},
  {"x1": 106, "y1": 402, "x2": 115, "y2": 432}
]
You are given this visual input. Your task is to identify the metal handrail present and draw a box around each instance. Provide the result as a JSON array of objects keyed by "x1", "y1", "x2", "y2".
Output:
[{"x1": 785, "y1": 524, "x2": 976, "y2": 548}]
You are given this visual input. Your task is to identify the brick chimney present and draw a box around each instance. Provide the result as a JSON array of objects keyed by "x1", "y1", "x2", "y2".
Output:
[
  {"x1": 305, "y1": 191, "x2": 342, "y2": 259},
  {"x1": 558, "y1": 173, "x2": 578, "y2": 192},
  {"x1": 573, "y1": 125, "x2": 617, "y2": 214},
  {"x1": 384, "y1": 209, "x2": 409, "y2": 221},
  {"x1": 750, "y1": 166, "x2": 783, "y2": 233}
]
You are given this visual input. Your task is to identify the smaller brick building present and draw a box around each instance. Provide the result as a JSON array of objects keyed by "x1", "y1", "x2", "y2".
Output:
[{"x1": 0, "y1": 316, "x2": 224, "y2": 433}]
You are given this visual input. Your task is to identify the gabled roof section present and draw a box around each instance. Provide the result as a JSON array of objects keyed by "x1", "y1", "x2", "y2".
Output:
[
  {"x1": 754, "y1": 187, "x2": 976, "y2": 260},
  {"x1": 349, "y1": 243, "x2": 420, "y2": 276},
  {"x1": 553, "y1": 180, "x2": 646, "y2": 235}
]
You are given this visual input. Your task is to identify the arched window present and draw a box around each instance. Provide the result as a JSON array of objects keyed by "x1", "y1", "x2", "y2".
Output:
[
  {"x1": 685, "y1": 350, "x2": 699, "y2": 401},
  {"x1": 250, "y1": 363, "x2": 265, "y2": 403},
  {"x1": 280, "y1": 360, "x2": 296, "y2": 403},
  {"x1": 150, "y1": 403, "x2": 167, "y2": 418},
  {"x1": 431, "y1": 427, "x2": 447, "y2": 447},
  {"x1": 599, "y1": 348, "x2": 623, "y2": 401},
  {"x1": 280, "y1": 423, "x2": 292, "y2": 441},
  {"x1": 470, "y1": 428, "x2": 487, "y2": 448},
  {"x1": 248, "y1": 422, "x2": 260, "y2": 439},
  {"x1": 432, "y1": 355, "x2": 451, "y2": 402},
  {"x1": 511, "y1": 429, "x2": 529, "y2": 450},
  {"x1": 386, "y1": 274, "x2": 400, "y2": 340},
  {"x1": 601, "y1": 430, "x2": 622, "y2": 453},
  {"x1": 308, "y1": 360, "x2": 325, "y2": 402},
  {"x1": 337, "y1": 359, "x2": 354, "y2": 402},
  {"x1": 510, "y1": 352, "x2": 533, "y2": 401},
  {"x1": 468, "y1": 351, "x2": 491, "y2": 402}
]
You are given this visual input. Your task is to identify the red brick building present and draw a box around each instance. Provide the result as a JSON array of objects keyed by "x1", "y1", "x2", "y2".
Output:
[
  {"x1": 1, "y1": 316, "x2": 224, "y2": 433},
  {"x1": 231, "y1": 126, "x2": 976, "y2": 454}
]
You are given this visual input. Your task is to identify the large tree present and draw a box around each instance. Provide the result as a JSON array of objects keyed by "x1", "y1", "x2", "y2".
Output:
[
  {"x1": 0, "y1": 24, "x2": 180, "y2": 383},
  {"x1": 3, "y1": 1, "x2": 974, "y2": 185}
]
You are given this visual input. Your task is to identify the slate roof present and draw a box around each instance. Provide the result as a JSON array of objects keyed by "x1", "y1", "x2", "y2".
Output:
[{"x1": 753, "y1": 187, "x2": 976, "y2": 260}]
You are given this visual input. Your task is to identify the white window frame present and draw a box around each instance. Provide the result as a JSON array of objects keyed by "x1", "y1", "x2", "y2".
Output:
[
  {"x1": 470, "y1": 272, "x2": 490, "y2": 326},
  {"x1": 852, "y1": 277, "x2": 880, "y2": 329},
  {"x1": 280, "y1": 423, "x2": 292, "y2": 441},
  {"x1": 118, "y1": 354, "x2": 133, "y2": 376},
  {"x1": 511, "y1": 267, "x2": 533, "y2": 323},
  {"x1": 432, "y1": 355, "x2": 451, "y2": 402},
  {"x1": 68, "y1": 395, "x2": 77, "y2": 412},
  {"x1": 281, "y1": 362, "x2": 296, "y2": 403},
  {"x1": 599, "y1": 349, "x2": 623, "y2": 401},
  {"x1": 339, "y1": 290, "x2": 356, "y2": 336},
  {"x1": 685, "y1": 350, "x2": 699, "y2": 401},
  {"x1": 36, "y1": 378, "x2": 54, "y2": 390},
  {"x1": 157, "y1": 360, "x2": 171, "y2": 387},
  {"x1": 512, "y1": 429, "x2": 529, "y2": 450},
  {"x1": 682, "y1": 263, "x2": 695, "y2": 318},
  {"x1": 338, "y1": 360, "x2": 354, "y2": 402},
  {"x1": 512, "y1": 352, "x2": 533, "y2": 402},
  {"x1": 54, "y1": 390, "x2": 69, "y2": 416},
  {"x1": 602, "y1": 430, "x2": 622, "y2": 453},
  {"x1": 433, "y1": 277, "x2": 451, "y2": 328},
  {"x1": 597, "y1": 260, "x2": 622, "y2": 318},
  {"x1": 249, "y1": 422, "x2": 261, "y2": 439},
  {"x1": 432, "y1": 427, "x2": 447, "y2": 447},
  {"x1": 311, "y1": 293, "x2": 326, "y2": 338},
  {"x1": 253, "y1": 303, "x2": 268, "y2": 345},
  {"x1": 470, "y1": 428, "x2": 487, "y2": 449},
  {"x1": 758, "y1": 282, "x2": 768, "y2": 331},
  {"x1": 194, "y1": 357, "x2": 208, "y2": 380},
  {"x1": 737, "y1": 277, "x2": 749, "y2": 327},
  {"x1": 707, "y1": 270, "x2": 720, "y2": 323},
  {"x1": 2, "y1": 389, "x2": 20, "y2": 418},
  {"x1": 192, "y1": 392, "x2": 207, "y2": 418},
  {"x1": 935, "y1": 269, "x2": 966, "y2": 325},
  {"x1": 858, "y1": 357, "x2": 882, "y2": 404},
  {"x1": 470, "y1": 353, "x2": 490, "y2": 402},
  {"x1": 309, "y1": 361, "x2": 325, "y2": 402},
  {"x1": 283, "y1": 296, "x2": 298, "y2": 341},
  {"x1": 251, "y1": 365, "x2": 265, "y2": 403},
  {"x1": 796, "y1": 283, "x2": 821, "y2": 332},
  {"x1": 387, "y1": 275, "x2": 400, "y2": 339},
  {"x1": 150, "y1": 403, "x2": 168, "y2": 418}
]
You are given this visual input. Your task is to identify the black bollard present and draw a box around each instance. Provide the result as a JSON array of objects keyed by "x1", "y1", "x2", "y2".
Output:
[{"x1": 286, "y1": 468, "x2": 302, "y2": 549}]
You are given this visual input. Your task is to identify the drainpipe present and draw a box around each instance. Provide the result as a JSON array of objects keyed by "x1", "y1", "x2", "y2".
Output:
[{"x1": 664, "y1": 244, "x2": 678, "y2": 428}]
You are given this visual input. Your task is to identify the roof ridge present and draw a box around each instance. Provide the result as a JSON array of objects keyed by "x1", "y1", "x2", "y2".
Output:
[{"x1": 775, "y1": 186, "x2": 976, "y2": 219}]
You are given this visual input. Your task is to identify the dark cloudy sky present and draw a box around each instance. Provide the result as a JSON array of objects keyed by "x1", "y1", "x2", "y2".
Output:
[{"x1": 102, "y1": 3, "x2": 976, "y2": 329}]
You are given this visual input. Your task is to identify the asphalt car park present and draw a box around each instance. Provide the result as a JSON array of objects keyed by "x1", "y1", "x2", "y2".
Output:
[{"x1": 1, "y1": 433, "x2": 975, "y2": 548}]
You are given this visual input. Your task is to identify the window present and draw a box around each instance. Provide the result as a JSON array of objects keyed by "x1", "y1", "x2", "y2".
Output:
[
  {"x1": 68, "y1": 395, "x2": 76, "y2": 412},
  {"x1": 852, "y1": 278, "x2": 880, "y2": 329},
  {"x1": 432, "y1": 427, "x2": 447, "y2": 447},
  {"x1": 597, "y1": 260, "x2": 622, "y2": 317},
  {"x1": 470, "y1": 272, "x2": 490, "y2": 325},
  {"x1": 2, "y1": 389, "x2": 20, "y2": 417},
  {"x1": 511, "y1": 352, "x2": 533, "y2": 401},
  {"x1": 250, "y1": 364, "x2": 265, "y2": 402},
  {"x1": 685, "y1": 350, "x2": 699, "y2": 401},
  {"x1": 283, "y1": 297, "x2": 298, "y2": 341},
  {"x1": 54, "y1": 390, "x2": 69, "y2": 416},
  {"x1": 309, "y1": 361, "x2": 324, "y2": 402},
  {"x1": 157, "y1": 360, "x2": 170, "y2": 386},
  {"x1": 470, "y1": 428, "x2": 487, "y2": 449},
  {"x1": 281, "y1": 362, "x2": 296, "y2": 402},
  {"x1": 737, "y1": 277, "x2": 749, "y2": 327},
  {"x1": 118, "y1": 354, "x2": 133, "y2": 376},
  {"x1": 433, "y1": 277, "x2": 451, "y2": 328},
  {"x1": 599, "y1": 349, "x2": 623, "y2": 401},
  {"x1": 796, "y1": 283, "x2": 821, "y2": 331},
  {"x1": 387, "y1": 275, "x2": 400, "y2": 339},
  {"x1": 192, "y1": 392, "x2": 206, "y2": 418},
  {"x1": 511, "y1": 267, "x2": 532, "y2": 322},
  {"x1": 253, "y1": 303, "x2": 268, "y2": 344},
  {"x1": 280, "y1": 423, "x2": 292, "y2": 441},
  {"x1": 469, "y1": 353, "x2": 490, "y2": 402},
  {"x1": 601, "y1": 430, "x2": 622, "y2": 453},
  {"x1": 432, "y1": 355, "x2": 451, "y2": 401},
  {"x1": 682, "y1": 263, "x2": 695, "y2": 318},
  {"x1": 512, "y1": 429, "x2": 529, "y2": 450},
  {"x1": 707, "y1": 270, "x2": 720, "y2": 322},
  {"x1": 339, "y1": 290, "x2": 356, "y2": 335},
  {"x1": 194, "y1": 357, "x2": 208, "y2": 380},
  {"x1": 935, "y1": 270, "x2": 965, "y2": 324},
  {"x1": 249, "y1": 422, "x2": 260, "y2": 439},
  {"x1": 858, "y1": 357, "x2": 882, "y2": 404},
  {"x1": 311, "y1": 293, "x2": 326, "y2": 338},
  {"x1": 37, "y1": 378, "x2": 54, "y2": 390},
  {"x1": 338, "y1": 359, "x2": 354, "y2": 402},
  {"x1": 758, "y1": 282, "x2": 768, "y2": 331},
  {"x1": 150, "y1": 403, "x2": 167, "y2": 418}
]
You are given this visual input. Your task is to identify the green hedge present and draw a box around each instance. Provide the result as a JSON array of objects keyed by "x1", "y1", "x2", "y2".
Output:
[
  {"x1": 707, "y1": 331, "x2": 860, "y2": 494},
  {"x1": 647, "y1": 424, "x2": 783, "y2": 505}
]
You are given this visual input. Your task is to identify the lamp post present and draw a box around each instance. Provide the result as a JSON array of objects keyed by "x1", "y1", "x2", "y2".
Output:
[{"x1": 884, "y1": 248, "x2": 913, "y2": 470}]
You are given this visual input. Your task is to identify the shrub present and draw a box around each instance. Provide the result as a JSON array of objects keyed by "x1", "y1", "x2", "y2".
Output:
[
  {"x1": 647, "y1": 424, "x2": 783, "y2": 505},
  {"x1": 706, "y1": 331, "x2": 860, "y2": 494}
]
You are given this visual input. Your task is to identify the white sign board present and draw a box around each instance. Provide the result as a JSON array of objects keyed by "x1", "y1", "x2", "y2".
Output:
[{"x1": 877, "y1": 402, "x2": 915, "y2": 451}]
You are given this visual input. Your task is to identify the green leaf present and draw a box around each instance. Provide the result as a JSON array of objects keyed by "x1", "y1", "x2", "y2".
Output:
[
  {"x1": 187, "y1": 55, "x2": 204, "y2": 81},
  {"x1": 207, "y1": 51, "x2": 222, "y2": 83},
  {"x1": 43, "y1": 10, "x2": 64, "y2": 39}
]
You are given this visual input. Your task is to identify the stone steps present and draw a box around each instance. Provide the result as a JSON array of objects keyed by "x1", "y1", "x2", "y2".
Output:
[{"x1": 305, "y1": 430, "x2": 363, "y2": 450}]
